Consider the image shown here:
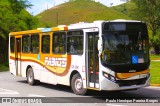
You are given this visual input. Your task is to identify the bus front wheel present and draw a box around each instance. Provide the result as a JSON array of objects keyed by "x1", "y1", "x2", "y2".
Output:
[
  {"x1": 71, "y1": 73, "x2": 87, "y2": 95},
  {"x1": 27, "y1": 68, "x2": 36, "y2": 85}
]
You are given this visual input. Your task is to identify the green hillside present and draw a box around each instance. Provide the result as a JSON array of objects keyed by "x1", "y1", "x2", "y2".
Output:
[
  {"x1": 36, "y1": 0, "x2": 130, "y2": 27},
  {"x1": 111, "y1": 2, "x2": 136, "y2": 18}
]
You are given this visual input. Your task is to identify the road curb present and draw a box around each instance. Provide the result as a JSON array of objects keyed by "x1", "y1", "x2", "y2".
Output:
[
  {"x1": 151, "y1": 60, "x2": 160, "y2": 62},
  {"x1": 150, "y1": 84, "x2": 160, "y2": 87}
]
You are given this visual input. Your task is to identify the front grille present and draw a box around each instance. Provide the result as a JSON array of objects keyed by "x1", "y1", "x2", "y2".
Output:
[{"x1": 116, "y1": 78, "x2": 147, "y2": 87}]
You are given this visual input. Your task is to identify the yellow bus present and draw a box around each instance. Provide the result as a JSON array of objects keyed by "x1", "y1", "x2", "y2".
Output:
[{"x1": 9, "y1": 19, "x2": 150, "y2": 95}]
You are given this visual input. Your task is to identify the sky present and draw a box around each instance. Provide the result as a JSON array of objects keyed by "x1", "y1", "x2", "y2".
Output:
[{"x1": 27, "y1": 0, "x2": 127, "y2": 15}]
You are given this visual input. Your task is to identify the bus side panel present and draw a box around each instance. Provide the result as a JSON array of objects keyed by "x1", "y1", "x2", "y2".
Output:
[
  {"x1": 21, "y1": 60, "x2": 58, "y2": 85},
  {"x1": 9, "y1": 54, "x2": 16, "y2": 75},
  {"x1": 21, "y1": 61, "x2": 41, "y2": 79},
  {"x1": 58, "y1": 55, "x2": 86, "y2": 88}
]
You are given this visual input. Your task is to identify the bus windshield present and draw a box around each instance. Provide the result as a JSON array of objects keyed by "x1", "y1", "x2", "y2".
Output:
[{"x1": 101, "y1": 22, "x2": 149, "y2": 65}]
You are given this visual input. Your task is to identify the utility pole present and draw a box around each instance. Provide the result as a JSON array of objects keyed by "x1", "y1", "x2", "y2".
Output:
[
  {"x1": 54, "y1": 0, "x2": 55, "y2": 7},
  {"x1": 47, "y1": 3, "x2": 48, "y2": 10},
  {"x1": 56, "y1": 12, "x2": 58, "y2": 26},
  {"x1": 110, "y1": 3, "x2": 113, "y2": 7}
]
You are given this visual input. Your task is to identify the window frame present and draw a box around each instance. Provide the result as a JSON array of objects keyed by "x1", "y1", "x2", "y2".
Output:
[
  {"x1": 22, "y1": 35, "x2": 30, "y2": 53},
  {"x1": 41, "y1": 35, "x2": 50, "y2": 54},
  {"x1": 31, "y1": 34, "x2": 40, "y2": 54},
  {"x1": 10, "y1": 36, "x2": 15, "y2": 53},
  {"x1": 52, "y1": 31, "x2": 66, "y2": 54},
  {"x1": 67, "y1": 30, "x2": 84, "y2": 55}
]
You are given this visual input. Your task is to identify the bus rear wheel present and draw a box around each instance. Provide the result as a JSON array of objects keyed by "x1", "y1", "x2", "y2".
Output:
[
  {"x1": 71, "y1": 73, "x2": 87, "y2": 95},
  {"x1": 27, "y1": 68, "x2": 36, "y2": 85}
]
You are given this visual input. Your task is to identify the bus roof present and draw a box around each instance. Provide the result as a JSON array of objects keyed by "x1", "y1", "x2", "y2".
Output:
[
  {"x1": 9, "y1": 19, "x2": 144, "y2": 36},
  {"x1": 67, "y1": 19, "x2": 144, "y2": 30},
  {"x1": 9, "y1": 26, "x2": 68, "y2": 36},
  {"x1": 108, "y1": 19, "x2": 142, "y2": 23}
]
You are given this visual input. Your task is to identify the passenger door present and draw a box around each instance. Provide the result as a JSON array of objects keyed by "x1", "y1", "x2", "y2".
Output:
[
  {"x1": 86, "y1": 32, "x2": 99, "y2": 88},
  {"x1": 15, "y1": 37, "x2": 22, "y2": 76}
]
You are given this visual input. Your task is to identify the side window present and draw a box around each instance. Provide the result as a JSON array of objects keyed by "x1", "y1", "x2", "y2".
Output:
[
  {"x1": 10, "y1": 36, "x2": 15, "y2": 53},
  {"x1": 31, "y1": 34, "x2": 39, "y2": 53},
  {"x1": 52, "y1": 32, "x2": 66, "y2": 54},
  {"x1": 67, "y1": 30, "x2": 83, "y2": 54},
  {"x1": 42, "y1": 35, "x2": 50, "y2": 53},
  {"x1": 22, "y1": 35, "x2": 30, "y2": 53}
]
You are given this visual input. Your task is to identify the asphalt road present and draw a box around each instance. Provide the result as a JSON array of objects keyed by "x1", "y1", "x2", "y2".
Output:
[{"x1": 0, "y1": 71, "x2": 160, "y2": 106}]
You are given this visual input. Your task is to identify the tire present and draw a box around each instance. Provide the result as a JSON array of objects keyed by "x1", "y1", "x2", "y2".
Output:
[
  {"x1": 27, "y1": 68, "x2": 36, "y2": 85},
  {"x1": 71, "y1": 73, "x2": 87, "y2": 95}
]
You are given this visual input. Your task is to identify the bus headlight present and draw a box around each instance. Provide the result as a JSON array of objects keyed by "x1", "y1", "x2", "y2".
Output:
[{"x1": 103, "y1": 71, "x2": 116, "y2": 82}]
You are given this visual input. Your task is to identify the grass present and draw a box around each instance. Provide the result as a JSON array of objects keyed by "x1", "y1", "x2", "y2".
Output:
[
  {"x1": 0, "y1": 64, "x2": 9, "y2": 72},
  {"x1": 150, "y1": 54, "x2": 160, "y2": 60},
  {"x1": 150, "y1": 54, "x2": 160, "y2": 84},
  {"x1": 150, "y1": 61, "x2": 160, "y2": 84},
  {"x1": 111, "y1": 1, "x2": 136, "y2": 17},
  {"x1": 37, "y1": 0, "x2": 130, "y2": 27}
]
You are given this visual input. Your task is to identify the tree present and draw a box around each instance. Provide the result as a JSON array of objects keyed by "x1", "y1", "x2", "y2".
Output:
[
  {"x1": 8, "y1": 0, "x2": 32, "y2": 14},
  {"x1": 131, "y1": 0, "x2": 160, "y2": 54},
  {"x1": 0, "y1": 0, "x2": 38, "y2": 64}
]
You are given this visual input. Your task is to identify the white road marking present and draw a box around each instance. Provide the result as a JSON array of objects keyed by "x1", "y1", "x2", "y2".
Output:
[
  {"x1": 0, "y1": 88, "x2": 19, "y2": 95},
  {"x1": 106, "y1": 104, "x2": 127, "y2": 106},
  {"x1": 28, "y1": 94, "x2": 45, "y2": 97}
]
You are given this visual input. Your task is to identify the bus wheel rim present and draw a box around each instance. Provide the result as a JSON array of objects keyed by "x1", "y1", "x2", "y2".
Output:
[
  {"x1": 28, "y1": 71, "x2": 33, "y2": 82},
  {"x1": 75, "y1": 78, "x2": 83, "y2": 91}
]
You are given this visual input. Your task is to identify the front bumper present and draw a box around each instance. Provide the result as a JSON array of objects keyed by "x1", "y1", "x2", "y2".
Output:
[{"x1": 100, "y1": 76, "x2": 150, "y2": 91}]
